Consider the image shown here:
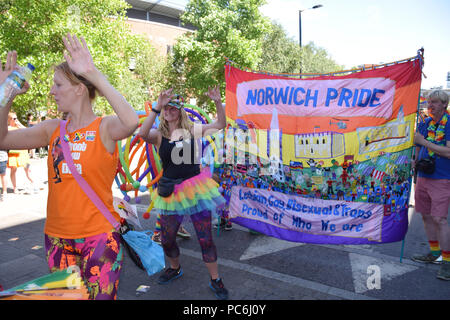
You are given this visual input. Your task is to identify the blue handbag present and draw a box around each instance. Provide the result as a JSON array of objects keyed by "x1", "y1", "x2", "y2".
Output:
[{"x1": 121, "y1": 227, "x2": 165, "y2": 276}]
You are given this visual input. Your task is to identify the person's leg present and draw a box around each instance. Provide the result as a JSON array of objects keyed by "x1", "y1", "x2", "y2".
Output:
[
  {"x1": 9, "y1": 166, "x2": 17, "y2": 193},
  {"x1": 433, "y1": 216, "x2": 449, "y2": 253},
  {"x1": 412, "y1": 177, "x2": 442, "y2": 263},
  {"x1": 422, "y1": 214, "x2": 441, "y2": 255},
  {"x1": 24, "y1": 163, "x2": 34, "y2": 184},
  {"x1": 428, "y1": 180, "x2": 450, "y2": 280},
  {"x1": 79, "y1": 231, "x2": 123, "y2": 300},
  {"x1": 0, "y1": 175, "x2": 5, "y2": 201},
  {"x1": 190, "y1": 210, "x2": 228, "y2": 299},
  {"x1": 45, "y1": 234, "x2": 82, "y2": 273},
  {"x1": 0, "y1": 161, "x2": 7, "y2": 198},
  {"x1": 190, "y1": 210, "x2": 218, "y2": 276},
  {"x1": 152, "y1": 213, "x2": 161, "y2": 243},
  {"x1": 158, "y1": 214, "x2": 184, "y2": 284},
  {"x1": 160, "y1": 214, "x2": 183, "y2": 268}
]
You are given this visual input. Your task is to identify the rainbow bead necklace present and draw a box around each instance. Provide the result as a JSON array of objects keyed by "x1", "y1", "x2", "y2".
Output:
[{"x1": 426, "y1": 111, "x2": 449, "y2": 157}]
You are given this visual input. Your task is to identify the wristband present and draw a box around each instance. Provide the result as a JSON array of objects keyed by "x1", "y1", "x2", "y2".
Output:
[{"x1": 152, "y1": 108, "x2": 161, "y2": 114}]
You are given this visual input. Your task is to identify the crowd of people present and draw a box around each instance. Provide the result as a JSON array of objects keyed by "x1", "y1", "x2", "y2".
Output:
[
  {"x1": 0, "y1": 33, "x2": 449, "y2": 301},
  {"x1": 0, "y1": 112, "x2": 39, "y2": 201}
]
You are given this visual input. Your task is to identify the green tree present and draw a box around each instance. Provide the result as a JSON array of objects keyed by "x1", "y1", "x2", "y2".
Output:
[
  {"x1": 0, "y1": 0, "x2": 166, "y2": 121},
  {"x1": 300, "y1": 42, "x2": 344, "y2": 75},
  {"x1": 168, "y1": 0, "x2": 271, "y2": 112},
  {"x1": 258, "y1": 22, "x2": 301, "y2": 74},
  {"x1": 258, "y1": 22, "x2": 343, "y2": 75}
]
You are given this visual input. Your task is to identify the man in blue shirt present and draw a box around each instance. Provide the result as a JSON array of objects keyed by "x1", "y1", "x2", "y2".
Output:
[{"x1": 412, "y1": 90, "x2": 450, "y2": 281}]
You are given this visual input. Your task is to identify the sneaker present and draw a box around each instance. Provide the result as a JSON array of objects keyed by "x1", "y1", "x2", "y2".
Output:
[
  {"x1": 411, "y1": 252, "x2": 442, "y2": 264},
  {"x1": 209, "y1": 278, "x2": 229, "y2": 300},
  {"x1": 224, "y1": 221, "x2": 233, "y2": 231},
  {"x1": 158, "y1": 266, "x2": 183, "y2": 284},
  {"x1": 437, "y1": 262, "x2": 450, "y2": 281},
  {"x1": 177, "y1": 226, "x2": 191, "y2": 239},
  {"x1": 151, "y1": 232, "x2": 161, "y2": 244},
  {"x1": 214, "y1": 219, "x2": 227, "y2": 229}
]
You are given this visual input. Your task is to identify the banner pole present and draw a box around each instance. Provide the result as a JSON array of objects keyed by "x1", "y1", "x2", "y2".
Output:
[
  {"x1": 400, "y1": 48, "x2": 425, "y2": 263},
  {"x1": 400, "y1": 238, "x2": 406, "y2": 263}
]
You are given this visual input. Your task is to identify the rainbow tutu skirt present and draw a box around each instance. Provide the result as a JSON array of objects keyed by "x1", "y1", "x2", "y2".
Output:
[{"x1": 151, "y1": 169, "x2": 226, "y2": 216}]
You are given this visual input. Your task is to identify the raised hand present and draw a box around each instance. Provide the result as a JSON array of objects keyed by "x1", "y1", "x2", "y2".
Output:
[
  {"x1": 0, "y1": 51, "x2": 17, "y2": 85},
  {"x1": 0, "y1": 51, "x2": 29, "y2": 97},
  {"x1": 62, "y1": 33, "x2": 97, "y2": 78},
  {"x1": 157, "y1": 88, "x2": 174, "y2": 110},
  {"x1": 206, "y1": 86, "x2": 221, "y2": 103}
]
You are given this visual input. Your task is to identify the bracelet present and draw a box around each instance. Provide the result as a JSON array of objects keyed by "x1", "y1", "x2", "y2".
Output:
[{"x1": 152, "y1": 108, "x2": 161, "y2": 114}]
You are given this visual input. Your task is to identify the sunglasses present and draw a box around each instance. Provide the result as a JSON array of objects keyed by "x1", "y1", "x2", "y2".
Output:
[{"x1": 167, "y1": 94, "x2": 184, "y2": 109}]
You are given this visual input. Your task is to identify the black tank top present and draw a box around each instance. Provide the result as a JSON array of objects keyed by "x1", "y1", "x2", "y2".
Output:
[{"x1": 158, "y1": 136, "x2": 201, "y2": 179}]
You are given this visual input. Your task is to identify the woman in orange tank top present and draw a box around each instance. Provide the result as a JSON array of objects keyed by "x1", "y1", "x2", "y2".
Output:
[{"x1": 0, "y1": 34, "x2": 139, "y2": 300}]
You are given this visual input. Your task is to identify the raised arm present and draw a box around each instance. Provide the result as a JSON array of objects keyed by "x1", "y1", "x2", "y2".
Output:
[
  {"x1": 195, "y1": 86, "x2": 226, "y2": 137},
  {"x1": 138, "y1": 88, "x2": 173, "y2": 146},
  {"x1": 0, "y1": 51, "x2": 55, "y2": 151},
  {"x1": 62, "y1": 34, "x2": 138, "y2": 141}
]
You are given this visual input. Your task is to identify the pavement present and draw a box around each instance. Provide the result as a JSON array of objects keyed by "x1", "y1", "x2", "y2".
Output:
[{"x1": 0, "y1": 157, "x2": 449, "y2": 304}]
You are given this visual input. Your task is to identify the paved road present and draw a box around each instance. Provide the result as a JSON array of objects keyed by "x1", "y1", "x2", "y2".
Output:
[{"x1": 0, "y1": 157, "x2": 449, "y2": 304}]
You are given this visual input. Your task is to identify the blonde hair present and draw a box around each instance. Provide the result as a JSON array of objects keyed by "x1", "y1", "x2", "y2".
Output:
[
  {"x1": 158, "y1": 107, "x2": 193, "y2": 139},
  {"x1": 428, "y1": 90, "x2": 449, "y2": 106},
  {"x1": 53, "y1": 62, "x2": 97, "y2": 100},
  {"x1": 8, "y1": 112, "x2": 20, "y2": 128},
  {"x1": 8, "y1": 112, "x2": 16, "y2": 121}
]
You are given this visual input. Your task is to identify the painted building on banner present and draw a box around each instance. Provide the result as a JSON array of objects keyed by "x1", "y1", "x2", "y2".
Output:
[{"x1": 294, "y1": 131, "x2": 345, "y2": 160}]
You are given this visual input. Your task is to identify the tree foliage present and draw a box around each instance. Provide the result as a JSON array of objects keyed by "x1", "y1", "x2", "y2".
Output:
[
  {"x1": 168, "y1": 0, "x2": 271, "y2": 111},
  {"x1": 168, "y1": 2, "x2": 343, "y2": 113},
  {"x1": 258, "y1": 22, "x2": 343, "y2": 75},
  {"x1": 0, "y1": 0, "x2": 166, "y2": 121}
]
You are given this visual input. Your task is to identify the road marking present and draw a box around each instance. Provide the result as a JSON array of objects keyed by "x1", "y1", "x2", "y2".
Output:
[
  {"x1": 181, "y1": 247, "x2": 377, "y2": 300},
  {"x1": 349, "y1": 252, "x2": 418, "y2": 293},
  {"x1": 239, "y1": 235, "x2": 305, "y2": 260}
]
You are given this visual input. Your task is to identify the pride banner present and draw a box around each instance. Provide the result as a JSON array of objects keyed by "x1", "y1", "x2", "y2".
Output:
[
  {"x1": 230, "y1": 186, "x2": 384, "y2": 242},
  {"x1": 219, "y1": 56, "x2": 422, "y2": 244}
]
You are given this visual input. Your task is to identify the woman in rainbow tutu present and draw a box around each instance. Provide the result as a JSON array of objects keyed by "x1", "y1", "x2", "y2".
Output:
[{"x1": 138, "y1": 87, "x2": 228, "y2": 300}]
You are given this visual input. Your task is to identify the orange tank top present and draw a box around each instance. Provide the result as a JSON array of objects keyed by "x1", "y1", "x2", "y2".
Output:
[{"x1": 45, "y1": 117, "x2": 120, "y2": 238}]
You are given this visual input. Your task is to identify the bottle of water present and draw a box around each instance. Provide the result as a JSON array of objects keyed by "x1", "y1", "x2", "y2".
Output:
[{"x1": 0, "y1": 63, "x2": 35, "y2": 108}]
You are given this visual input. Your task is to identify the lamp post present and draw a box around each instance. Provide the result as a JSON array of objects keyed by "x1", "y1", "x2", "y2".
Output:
[{"x1": 299, "y1": 4, "x2": 323, "y2": 74}]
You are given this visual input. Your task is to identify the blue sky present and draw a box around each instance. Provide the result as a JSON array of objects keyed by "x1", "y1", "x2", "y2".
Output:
[
  {"x1": 165, "y1": 0, "x2": 449, "y2": 89},
  {"x1": 260, "y1": 0, "x2": 449, "y2": 89}
]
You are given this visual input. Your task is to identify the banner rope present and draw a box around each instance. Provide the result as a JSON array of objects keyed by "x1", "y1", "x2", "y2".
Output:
[{"x1": 224, "y1": 49, "x2": 425, "y2": 78}]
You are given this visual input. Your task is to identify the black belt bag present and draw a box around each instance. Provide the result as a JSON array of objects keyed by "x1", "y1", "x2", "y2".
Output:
[
  {"x1": 157, "y1": 176, "x2": 184, "y2": 197},
  {"x1": 415, "y1": 157, "x2": 436, "y2": 175}
]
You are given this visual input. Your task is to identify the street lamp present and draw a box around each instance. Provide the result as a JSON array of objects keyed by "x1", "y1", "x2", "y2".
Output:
[
  {"x1": 299, "y1": 4, "x2": 323, "y2": 48},
  {"x1": 299, "y1": 4, "x2": 323, "y2": 74}
]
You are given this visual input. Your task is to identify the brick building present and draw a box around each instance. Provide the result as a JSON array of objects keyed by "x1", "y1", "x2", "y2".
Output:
[{"x1": 124, "y1": 0, "x2": 194, "y2": 56}]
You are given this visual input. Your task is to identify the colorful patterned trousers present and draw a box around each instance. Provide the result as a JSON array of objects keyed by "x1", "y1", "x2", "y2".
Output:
[
  {"x1": 160, "y1": 210, "x2": 217, "y2": 263},
  {"x1": 45, "y1": 231, "x2": 123, "y2": 300}
]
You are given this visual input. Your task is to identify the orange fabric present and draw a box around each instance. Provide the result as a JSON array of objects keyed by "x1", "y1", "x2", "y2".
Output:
[
  {"x1": 45, "y1": 117, "x2": 120, "y2": 239},
  {"x1": 7, "y1": 126, "x2": 30, "y2": 168}
]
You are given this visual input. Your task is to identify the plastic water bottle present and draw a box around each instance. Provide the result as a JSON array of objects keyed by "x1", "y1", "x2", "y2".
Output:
[{"x1": 0, "y1": 63, "x2": 35, "y2": 108}]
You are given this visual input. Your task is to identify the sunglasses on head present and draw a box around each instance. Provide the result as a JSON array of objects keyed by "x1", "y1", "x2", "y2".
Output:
[{"x1": 167, "y1": 94, "x2": 184, "y2": 109}]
